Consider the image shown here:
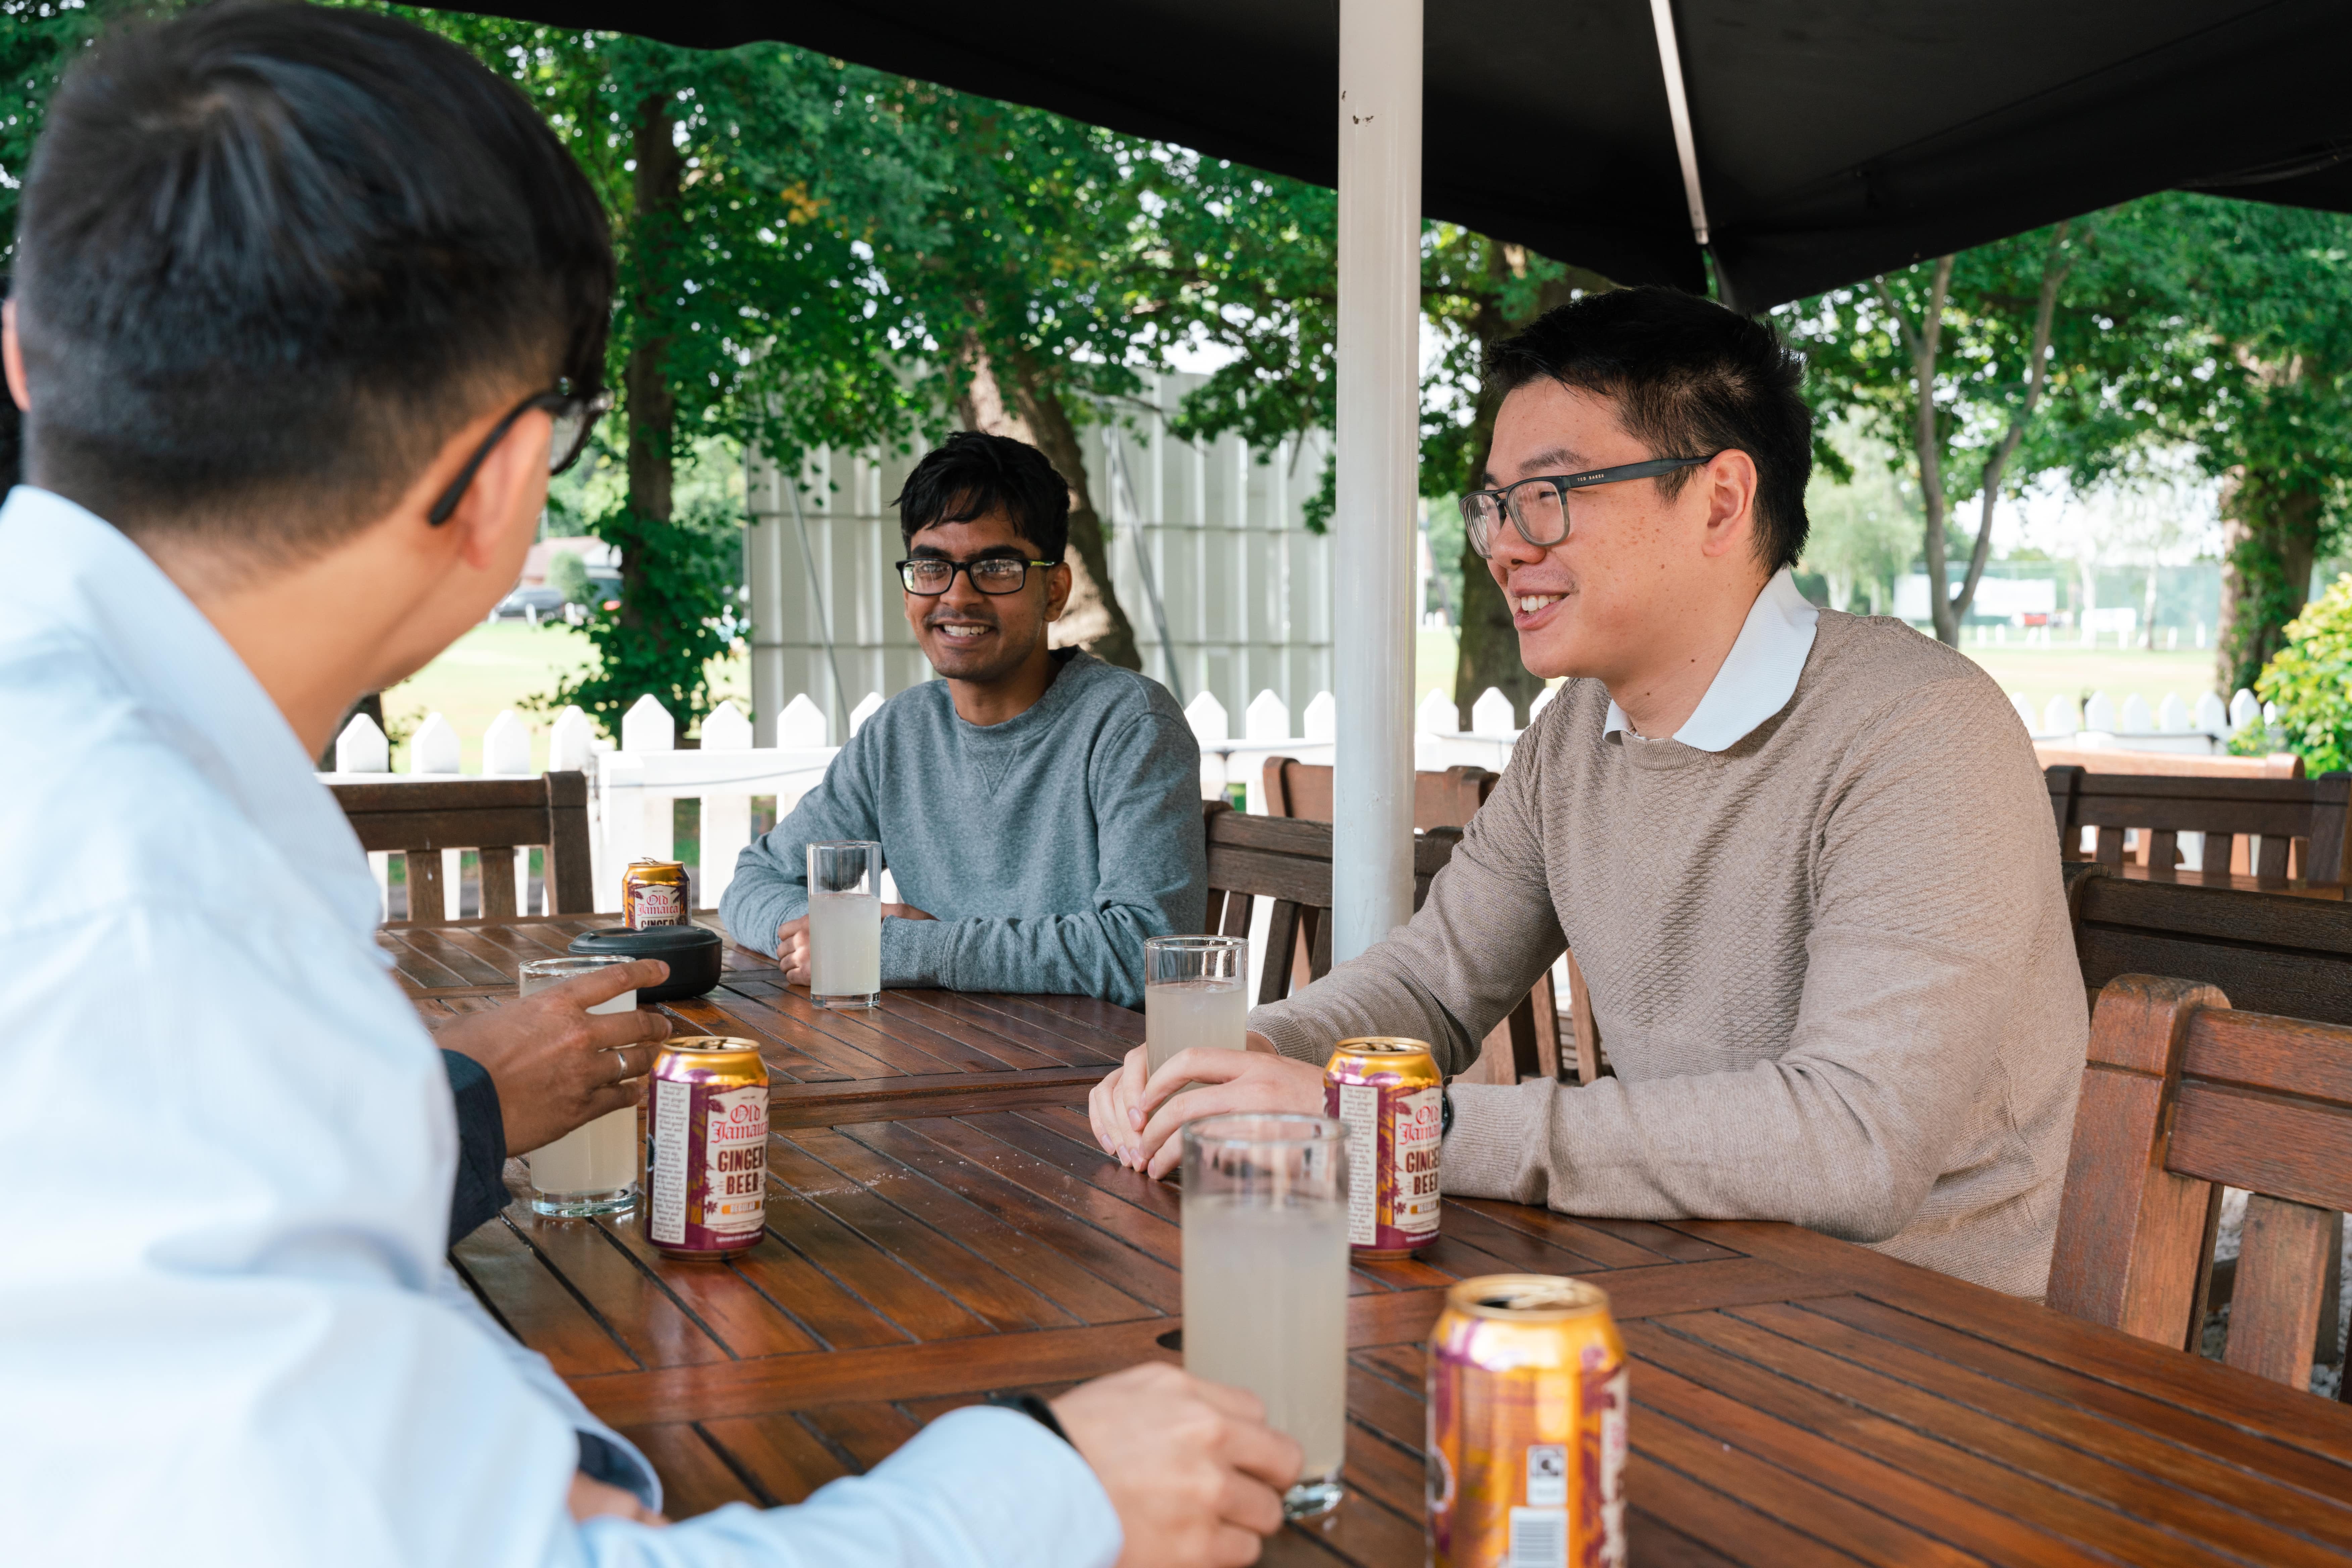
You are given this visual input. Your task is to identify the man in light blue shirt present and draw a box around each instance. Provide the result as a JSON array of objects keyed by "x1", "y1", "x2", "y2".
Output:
[{"x1": 0, "y1": 7, "x2": 1295, "y2": 1565}]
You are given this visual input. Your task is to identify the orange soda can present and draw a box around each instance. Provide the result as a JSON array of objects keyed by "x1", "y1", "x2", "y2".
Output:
[
  {"x1": 1323, "y1": 1037, "x2": 1442, "y2": 1258},
  {"x1": 622, "y1": 858, "x2": 689, "y2": 929},
  {"x1": 1428, "y1": 1274, "x2": 1628, "y2": 1568}
]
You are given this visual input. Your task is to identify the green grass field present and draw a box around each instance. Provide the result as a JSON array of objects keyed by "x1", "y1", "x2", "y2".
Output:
[{"x1": 377, "y1": 621, "x2": 750, "y2": 771}]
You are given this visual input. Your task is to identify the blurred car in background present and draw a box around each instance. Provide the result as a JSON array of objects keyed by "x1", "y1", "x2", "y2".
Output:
[{"x1": 493, "y1": 584, "x2": 568, "y2": 621}]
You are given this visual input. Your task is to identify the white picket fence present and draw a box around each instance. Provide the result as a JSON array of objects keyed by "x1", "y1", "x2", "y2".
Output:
[{"x1": 2020, "y1": 687, "x2": 2273, "y2": 755}]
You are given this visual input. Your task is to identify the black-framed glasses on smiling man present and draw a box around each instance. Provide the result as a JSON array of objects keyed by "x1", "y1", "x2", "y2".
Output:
[
  {"x1": 427, "y1": 379, "x2": 612, "y2": 525},
  {"x1": 897, "y1": 556, "x2": 1059, "y2": 596},
  {"x1": 1459, "y1": 453, "x2": 1720, "y2": 558}
]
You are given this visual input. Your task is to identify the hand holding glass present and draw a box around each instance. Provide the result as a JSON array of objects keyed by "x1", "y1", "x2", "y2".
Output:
[
  {"x1": 807, "y1": 841, "x2": 882, "y2": 1009},
  {"x1": 519, "y1": 956, "x2": 640, "y2": 1217},
  {"x1": 1145, "y1": 935, "x2": 1248, "y2": 1078}
]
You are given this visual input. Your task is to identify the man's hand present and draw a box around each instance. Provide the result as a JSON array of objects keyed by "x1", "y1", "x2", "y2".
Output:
[
  {"x1": 567, "y1": 1471, "x2": 666, "y2": 1527},
  {"x1": 435, "y1": 959, "x2": 672, "y2": 1156},
  {"x1": 773, "y1": 905, "x2": 933, "y2": 986},
  {"x1": 1089, "y1": 1034, "x2": 1326, "y2": 1180},
  {"x1": 1050, "y1": 1363, "x2": 1301, "y2": 1568}
]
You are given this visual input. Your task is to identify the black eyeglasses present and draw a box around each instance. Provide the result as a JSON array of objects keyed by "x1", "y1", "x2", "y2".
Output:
[
  {"x1": 1459, "y1": 454, "x2": 1719, "y2": 558},
  {"x1": 897, "y1": 556, "x2": 1059, "y2": 595},
  {"x1": 427, "y1": 380, "x2": 612, "y2": 526}
]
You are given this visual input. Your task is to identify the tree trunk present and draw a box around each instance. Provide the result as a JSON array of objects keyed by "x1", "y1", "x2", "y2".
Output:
[
  {"x1": 954, "y1": 342, "x2": 1143, "y2": 671},
  {"x1": 1953, "y1": 223, "x2": 2072, "y2": 632},
  {"x1": 1883, "y1": 260, "x2": 1957, "y2": 644},
  {"x1": 2216, "y1": 471, "x2": 2325, "y2": 694},
  {"x1": 620, "y1": 91, "x2": 683, "y2": 639}
]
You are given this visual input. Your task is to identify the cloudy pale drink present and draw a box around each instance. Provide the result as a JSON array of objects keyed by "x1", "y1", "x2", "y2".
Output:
[
  {"x1": 519, "y1": 961, "x2": 639, "y2": 1214},
  {"x1": 808, "y1": 890, "x2": 880, "y2": 998},
  {"x1": 1181, "y1": 1192, "x2": 1348, "y2": 1481},
  {"x1": 1146, "y1": 977, "x2": 1247, "y2": 1075}
]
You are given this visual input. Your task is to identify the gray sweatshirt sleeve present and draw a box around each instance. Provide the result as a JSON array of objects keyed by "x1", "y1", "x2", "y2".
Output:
[
  {"x1": 882, "y1": 708, "x2": 1205, "y2": 1009},
  {"x1": 718, "y1": 737, "x2": 881, "y2": 957}
]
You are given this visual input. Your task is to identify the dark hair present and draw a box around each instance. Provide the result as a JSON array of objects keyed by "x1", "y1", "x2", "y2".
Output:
[
  {"x1": 12, "y1": 2, "x2": 614, "y2": 552},
  {"x1": 1484, "y1": 288, "x2": 1812, "y2": 572},
  {"x1": 893, "y1": 431, "x2": 1070, "y2": 561}
]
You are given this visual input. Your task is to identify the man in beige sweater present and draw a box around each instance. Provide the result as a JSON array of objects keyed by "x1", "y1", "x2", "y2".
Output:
[{"x1": 1089, "y1": 288, "x2": 2087, "y2": 1298}]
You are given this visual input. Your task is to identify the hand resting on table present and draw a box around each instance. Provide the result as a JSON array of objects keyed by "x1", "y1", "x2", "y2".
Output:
[{"x1": 1088, "y1": 1032, "x2": 1327, "y2": 1180}]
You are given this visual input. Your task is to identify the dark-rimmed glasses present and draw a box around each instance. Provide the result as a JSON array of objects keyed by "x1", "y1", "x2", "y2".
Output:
[
  {"x1": 1459, "y1": 454, "x2": 1718, "y2": 558},
  {"x1": 428, "y1": 380, "x2": 612, "y2": 526},
  {"x1": 897, "y1": 556, "x2": 1058, "y2": 595}
]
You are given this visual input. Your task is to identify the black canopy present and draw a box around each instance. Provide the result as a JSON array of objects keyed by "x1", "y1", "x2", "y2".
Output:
[{"x1": 471, "y1": 0, "x2": 2351, "y2": 310}]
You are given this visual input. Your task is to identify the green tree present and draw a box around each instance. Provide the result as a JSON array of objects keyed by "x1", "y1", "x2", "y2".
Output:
[
  {"x1": 2249, "y1": 573, "x2": 2352, "y2": 773},
  {"x1": 1140, "y1": 155, "x2": 1613, "y2": 726},
  {"x1": 1777, "y1": 220, "x2": 2133, "y2": 644},
  {"x1": 1800, "y1": 423, "x2": 1920, "y2": 616},
  {"x1": 548, "y1": 550, "x2": 594, "y2": 607}
]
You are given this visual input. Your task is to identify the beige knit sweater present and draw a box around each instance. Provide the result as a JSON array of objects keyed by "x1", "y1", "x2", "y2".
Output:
[{"x1": 1252, "y1": 611, "x2": 2088, "y2": 1297}]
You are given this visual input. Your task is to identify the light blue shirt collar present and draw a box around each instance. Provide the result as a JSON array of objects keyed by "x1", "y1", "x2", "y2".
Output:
[
  {"x1": 0, "y1": 485, "x2": 382, "y2": 938},
  {"x1": 1603, "y1": 566, "x2": 1820, "y2": 751}
]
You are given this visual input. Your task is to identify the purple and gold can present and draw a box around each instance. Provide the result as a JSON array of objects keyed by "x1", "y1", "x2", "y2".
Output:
[
  {"x1": 645, "y1": 1036, "x2": 769, "y2": 1260},
  {"x1": 1428, "y1": 1275, "x2": 1628, "y2": 1568},
  {"x1": 1324, "y1": 1037, "x2": 1443, "y2": 1258}
]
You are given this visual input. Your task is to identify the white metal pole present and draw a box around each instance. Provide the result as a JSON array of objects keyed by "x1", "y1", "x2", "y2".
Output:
[
  {"x1": 743, "y1": 447, "x2": 787, "y2": 747},
  {"x1": 1331, "y1": 0, "x2": 1422, "y2": 962}
]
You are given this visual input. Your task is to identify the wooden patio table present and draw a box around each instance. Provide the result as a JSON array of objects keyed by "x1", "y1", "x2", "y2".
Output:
[{"x1": 393, "y1": 918, "x2": 2352, "y2": 1566}]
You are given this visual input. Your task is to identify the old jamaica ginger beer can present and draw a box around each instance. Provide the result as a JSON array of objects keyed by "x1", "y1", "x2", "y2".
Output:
[
  {"x1": 1324, "y1": 1037, "x2": 1442, "y2": 1258},
  {"x1": 622, "y1": 858, "x2": 690, "y2": 929},
  {"x1": 646, "y1": 1037, "x2": 769, "y2": 1260},
  {"x1": 1429, "y1": 1275, "x2": 1628, "y2": 1568}
]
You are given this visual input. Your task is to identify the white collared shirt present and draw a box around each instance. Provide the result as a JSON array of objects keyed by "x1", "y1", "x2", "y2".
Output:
[
  {"x1": 0, "y1": 487, "x2": 1120, "y2": 1568},
  {"x1": 1603, "y1": 567, "x2": 1821, "y2": 750}
]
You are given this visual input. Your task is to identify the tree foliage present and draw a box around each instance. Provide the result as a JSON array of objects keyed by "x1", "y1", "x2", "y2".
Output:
[{"x1": 2249, "y1": 573, "x2": 2352, "y2": 774}]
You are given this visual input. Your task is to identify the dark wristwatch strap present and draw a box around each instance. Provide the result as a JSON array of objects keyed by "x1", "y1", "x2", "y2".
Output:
[
  {"x1": 1442, "y1": 1085, "x2": 1455, "y2": 1137},
  {"x1": 984, "y1": 1391, "x2": 1072, "y2": 1446}
]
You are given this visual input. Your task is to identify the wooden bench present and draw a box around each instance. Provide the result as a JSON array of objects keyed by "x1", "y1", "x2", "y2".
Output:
[
  {"x1": 330, "y1": 772, "x2": 594, "y2": 924},
  {"x1": 2067, "y1": 861, "x2": 2352, "y2": 1025},
  {"x1": 2050, "y1": 974, "x2": 2352, "y2": 1397},
  {"x1": 1258, "y1": 758, "x2": 1581, "y2": 1084},
  {"x1": 2046, "y1": 764, "x2": 2351, "y2": 884}
]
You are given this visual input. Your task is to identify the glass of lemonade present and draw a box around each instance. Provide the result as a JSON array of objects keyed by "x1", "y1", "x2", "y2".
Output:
[
  {"x1": 519, "y1": 955, "x2": 641, "y2": 1218},
  {"x1": 1181, "y1": 1112, "x2": 1350, "y2": 1521},
  {"x1": 807, "y1": 840, "x2": 882, "y2": 1010},
  {"x1": 1144, "y1": 934, "x2": 1248, "y2": 1078}
]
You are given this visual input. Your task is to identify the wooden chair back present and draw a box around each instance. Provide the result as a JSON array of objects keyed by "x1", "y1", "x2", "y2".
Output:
[
  {"x1": 2050, "y1": 974, "x2": 2352, "y2": 1395},
  {"x1": 1253, "y1": 761, "x2": 1581, "y2": 1085},
  {"x1": 2045, "y1": 765, "x2": 2351, "y2": 884},
  {"x1": 2067, "y1": 862, "x2": 2352, "y2": 1026},
  {"x1": 331, "y1": 771, "x2": 594, "y2": 924},
  {"x1": 1262, "y1": 756, "x2": 1496, "y2": 834}
]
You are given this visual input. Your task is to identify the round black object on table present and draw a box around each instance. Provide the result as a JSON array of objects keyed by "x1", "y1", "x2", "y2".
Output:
[{"x1": 567, "y1": 924, "x2": 725, "y2": 1002}]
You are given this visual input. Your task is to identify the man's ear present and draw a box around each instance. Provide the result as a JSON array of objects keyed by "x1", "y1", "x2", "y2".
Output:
[
  {"x1": 1043, "y1": 560, "x2": 1073, "y2": 623},
  {"x1": 1696, "y1": 448, "x2": 1761, "y2": 561},
  {"x1": 437, "y1": 406, "x2": 551, "y2": 570},
  {"x1": 4, "y1": 301, "x2": 31, "y2": 413}
]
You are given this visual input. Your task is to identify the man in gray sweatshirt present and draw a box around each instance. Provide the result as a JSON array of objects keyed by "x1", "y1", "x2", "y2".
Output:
[{"x1": 722, "y1": 432, "x2": 1205, "y2": 1008}]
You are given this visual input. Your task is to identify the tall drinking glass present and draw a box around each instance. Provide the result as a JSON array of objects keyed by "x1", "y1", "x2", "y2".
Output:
[
  {"x1": 1181, "y1": 1112, "x2": 1350, "y2": 1520},
  {"x1": 807, "y1": 840, "x2": 882, "y2": 1010},
  {"x1": 519, "y1": 956, "x2": 640, "y2": 1217},
  {"x1": 1144, "y1": 935, "x2": 1248, "y2": 1078}
]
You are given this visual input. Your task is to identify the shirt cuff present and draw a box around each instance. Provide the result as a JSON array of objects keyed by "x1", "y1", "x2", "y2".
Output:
[
  {"x1": 1439, "y1": 1080, "x2": 1549, "y2": 1202},
  {"x1": 438, "y1": 1049, "x2": 508, "y2": 1243},
  {"x1": 881, "y1": 914, "x2": 956, "y2": 990},
  {"x1": 576, "y1": 1430, "x2": 660, "y2": 1512}
]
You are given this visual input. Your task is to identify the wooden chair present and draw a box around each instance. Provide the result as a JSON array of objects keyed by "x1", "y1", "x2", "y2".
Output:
[
  {"x1": 331, "y1": 772, "x2": 594, "y2": 924},
  {"x1": 1202, "y1": 802, "x2": 1560, "y2": 1077},
  {"x1": 2050, "y1": 974, "x2": 2351, "y2": 1397},
  {"x1": 2045, "y1": 764, "x2": 2351, "y2": 884},
  {"x1": 1262, "y1": 757, "x2": 1592, "y2": 1085}
]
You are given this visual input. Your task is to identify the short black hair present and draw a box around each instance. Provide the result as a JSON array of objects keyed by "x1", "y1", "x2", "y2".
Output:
[
  {"x1": 1484, "y1": 288, "x2": 1812, "y2": 573},
  {"x1": 13, "y1": 2, "x2": 614, "y2": 553},
  {"x1": 893, "y1": 431, "x2": 1070, "y2": 561}
]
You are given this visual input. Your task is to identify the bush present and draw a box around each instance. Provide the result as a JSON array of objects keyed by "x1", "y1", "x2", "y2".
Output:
[
  {"x1": 548, "y1": 550, "x2": 594, "y2": 606},
  {"x1": 538, "y1": 502, "x2": 740, "y2": 738},
  {"x1": 2251, "y1": 573, "x2": 2352, "y2": 774}
]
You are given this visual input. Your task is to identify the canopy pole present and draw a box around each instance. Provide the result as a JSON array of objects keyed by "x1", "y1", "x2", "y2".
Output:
[
  {"x1": 1647, "y1": 0, "x2": 1711, "y2": 245},
  {"x1": 1331, "y1": 0, "x2": 1422, "y2": 963}
]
